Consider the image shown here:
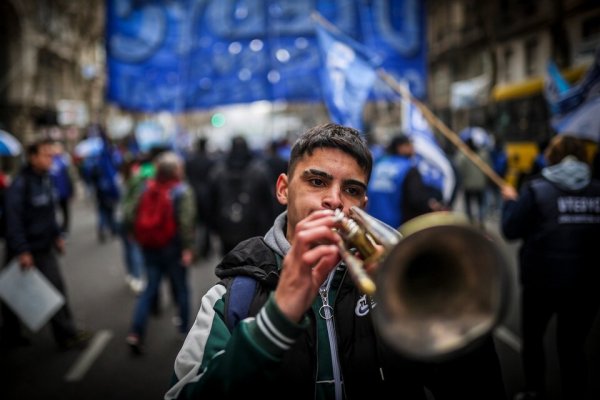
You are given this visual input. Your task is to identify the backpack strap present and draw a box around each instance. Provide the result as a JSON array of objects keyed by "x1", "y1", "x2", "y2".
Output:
[
  {"x1": 225, "y1": 276, "x2": 258, "y2": 331},
  {"x1": 224, "y1": 249, "x2": 283, "y2": 331}
]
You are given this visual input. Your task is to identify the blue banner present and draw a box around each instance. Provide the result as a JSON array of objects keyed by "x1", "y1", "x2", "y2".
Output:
[
  {"x1": 106, "y1": 0, "x2": 427, "y2": 112},
  {"x1": 315, "y1": 20, "x2": 378, "y2": 132}
]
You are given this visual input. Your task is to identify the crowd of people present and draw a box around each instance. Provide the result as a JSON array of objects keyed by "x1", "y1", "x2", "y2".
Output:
[{"x1": 0, "y1": 122, "x2": 598, "y2": 400}]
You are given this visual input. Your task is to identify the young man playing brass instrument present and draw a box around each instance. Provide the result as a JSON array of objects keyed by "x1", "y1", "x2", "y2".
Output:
[{"x1": 165, "y1": 123, "x2": 505, "y2": 400}]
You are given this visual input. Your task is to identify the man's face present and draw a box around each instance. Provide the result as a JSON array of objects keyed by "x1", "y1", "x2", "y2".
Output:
[
  {"x1": 29, "y1": 144, "x2": 54, "y2": 173},
  {"x1": 276, "y1": 147, "x2": 368, "y2": 243},
  {"x1": 397, "y1": 142, "x2": 415, "y2": 157}
]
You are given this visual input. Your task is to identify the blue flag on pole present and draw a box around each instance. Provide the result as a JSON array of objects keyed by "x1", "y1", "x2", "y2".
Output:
[
  {"x1": 401, "y1": 98, "x2": 456, "y2": 202},
  {"x1": 315, "y1": 20, "x2": 379, "y2": 132},
  {"x1": 544, "y1": 59, "x2": 571, "y2": 115},
  {"x1": 552, "y1": 95, "x2": 600, "y2": 142},
  {"x1": 545, "y1": 47, "x2": 600, "y2": 118}
]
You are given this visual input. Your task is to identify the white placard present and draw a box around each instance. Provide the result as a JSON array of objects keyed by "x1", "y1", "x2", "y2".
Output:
[{"x1": 0, "y1": 260, "x2": 65, "y2": 332}]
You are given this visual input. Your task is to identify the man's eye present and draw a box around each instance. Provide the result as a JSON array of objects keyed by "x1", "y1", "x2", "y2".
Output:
[
  {"x1": 309, "y1": 178, "x2": 325, "y2": 187},
  {"x1": 345, "y1": 187, "x2": 364, "y2": 197}
]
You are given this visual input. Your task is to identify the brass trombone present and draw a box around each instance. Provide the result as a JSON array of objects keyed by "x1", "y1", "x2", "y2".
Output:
[{"x1": 333, "y1": 207, "x2": 510, "y2": 361}]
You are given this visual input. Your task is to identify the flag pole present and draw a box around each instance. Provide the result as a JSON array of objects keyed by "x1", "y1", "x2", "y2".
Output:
[
  {"x1": 311, "y1": 11, "x2": 339, "y2": 35},
  {"x1": 377, "y1": 69, "x2": 507, "y2": 189}
]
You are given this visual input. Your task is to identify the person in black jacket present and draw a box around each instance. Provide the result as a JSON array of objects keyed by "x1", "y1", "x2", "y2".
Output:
[
  {"x1": 0, "y1": 138, "x2": 90, "y2": 350},
  {"x1": 185, "y1": 137, "x2": 215, "y2": 259},
  {"x1": 501, "y1": 135, "x2": 600, "y2": 400},
  {"x1": 207, "y1": 136, "x2": 274, "y2": 255}
]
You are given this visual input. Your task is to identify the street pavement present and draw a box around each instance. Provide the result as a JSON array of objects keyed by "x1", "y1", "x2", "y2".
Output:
[
  {"x1": 0, "y1": 194, "x2": 221, "y2": 400},
  {"x1": 0, "y1": 193, "x2": 562, "y2": 400}
]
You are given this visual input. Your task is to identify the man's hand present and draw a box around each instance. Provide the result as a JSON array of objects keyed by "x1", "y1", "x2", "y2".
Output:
[
  {"x1": 181, "y1": 249, "x2": 193, "y2": 267},
  {"x1": 55, "y1": 237, "x2": 66, "y2": 254},
  {"x1": 501, "y1": 185, "x2": 518, "y2": 201},
  {"x1": 18, "y1": 252, "x2": 34, "y2": 270},
  {"x1": 274, "y1": 210, "x2": 341, "y2": 322},
  {"x1": 428, "y1": 198, "x2": 449, "y2": 212}
]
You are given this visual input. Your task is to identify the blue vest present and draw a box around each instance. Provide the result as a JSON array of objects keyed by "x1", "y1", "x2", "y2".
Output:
[{"x1": 366, "y1": 155, "x2": 413, "y2": 228}]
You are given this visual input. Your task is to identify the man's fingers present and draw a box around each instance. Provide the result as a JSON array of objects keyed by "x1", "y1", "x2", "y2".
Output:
[
  {"x1": 311, "y1": 250, "x2": 341, "y2": 286},
  {"x1": 302, "y1": 244, "x2": 339, "y2": 266},
  {"x1": 294, "y1": 210, "x2": 337, "y2": 231}
]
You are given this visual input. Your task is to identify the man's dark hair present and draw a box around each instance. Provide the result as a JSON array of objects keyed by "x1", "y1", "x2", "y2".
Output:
[
  {"x1": 387, "y1": 134, "x2": 411, "y2": 154},
  {"x1": 26, "y1": 138, "x2": 54, "y2": 157},
  {"x1": 288, "y1": 123, "x2": 372, "y2": 180},
  {"x1": 195, "y1": 137, "x2": 208, "y2": 153},
  {"x1": 544, "y1": 135, "x2": 588, "y2": 166}
]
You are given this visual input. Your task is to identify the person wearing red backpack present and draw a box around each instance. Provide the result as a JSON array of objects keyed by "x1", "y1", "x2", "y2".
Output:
[{"x1": 125, "y1": 151, "x2": 196, "y2": 354}]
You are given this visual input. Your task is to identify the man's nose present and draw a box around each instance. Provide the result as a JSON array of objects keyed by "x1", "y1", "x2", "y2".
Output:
[{"x1": 322, "y1": 186, "x2": 343, "y2": 211}]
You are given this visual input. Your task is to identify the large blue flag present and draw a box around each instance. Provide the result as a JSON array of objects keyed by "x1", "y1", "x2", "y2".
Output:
[
  {"x1": 315, "y1": 21, "x2": 380, "y2": 132},
  {"x1": 401, "y1": 98, "x2": 456, "y2": 202},
  {"x1": 544, "y1": 60, "x2": 571, "y2": 115},
  {"x1": 553, "y1": 95, "x2": 600, "y2": 142},
  {"x1": 545, "y1": 47, "x2": 600, "y2": 118},
  {"x1": 546, "y1": 47, "x2": 600, "y2": 140}
]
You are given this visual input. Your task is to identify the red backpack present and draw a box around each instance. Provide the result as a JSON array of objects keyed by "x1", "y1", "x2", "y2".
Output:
[{"x1": 134, "y1": 179, "x2": 181, "y2": 249}]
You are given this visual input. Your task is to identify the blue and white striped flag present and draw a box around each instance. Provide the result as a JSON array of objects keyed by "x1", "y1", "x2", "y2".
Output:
[
  {"x1": 315, "y1": 20, "x2": 380, "y2": 132},
  {"x1": 401, "y1": 99, "x2": 456, "y2": 202},
  {"x1": 0, "y1": 129, "x2": 23, "y2": 156},
  {"x1": 545, "y1": 47, "x2": 600, "y2": 118}
]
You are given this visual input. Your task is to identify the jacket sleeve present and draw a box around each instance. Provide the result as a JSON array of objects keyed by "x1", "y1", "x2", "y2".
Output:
[
  {"x1": 165, "y1": 287, "x2": 308, "y2": 399},
  {"x1": 5, "y1": 176, "x2": 30, "y2": 254},
  {"x1": 501, "y1": 183, "x2": 536, "y2": 240},
  {"x1": 176, "y1": 186, "x2": 196, "y2": 250},
  {"x1": 121, "y1": 177, "x2": 145, "y2": 233}
]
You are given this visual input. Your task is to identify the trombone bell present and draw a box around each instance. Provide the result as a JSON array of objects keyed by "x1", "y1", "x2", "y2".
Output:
[{"x1": 335, "y1": 208, "x2": 510, "y2": 361}]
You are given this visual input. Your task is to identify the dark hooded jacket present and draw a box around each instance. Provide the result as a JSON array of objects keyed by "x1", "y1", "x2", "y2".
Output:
[{"x1": 5, "y1": 165, "x2": 61, "y2": 254}]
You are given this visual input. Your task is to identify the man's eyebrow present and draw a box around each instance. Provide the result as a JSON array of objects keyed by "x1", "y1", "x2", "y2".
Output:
[
  {"x1": 303, "y1": 169, "x2": 367, "y2": 190},
  {"x1": 302, "y1": 169, "x2": 333, "y2": 180},
  {"x1": 344, "y1": 179, "x2": 367, "y2": 190}
]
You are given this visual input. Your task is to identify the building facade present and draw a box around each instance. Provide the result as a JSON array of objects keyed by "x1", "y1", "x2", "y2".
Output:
[
  {"x1": 427, "y1": 0, "x2": 599, "y2": 140},
  {"x1": 0, "y1": 0, "x2": 105, "y2": 146},
  {"x1": 426, "y1": 0, "x2": 600, "y2": 182}
]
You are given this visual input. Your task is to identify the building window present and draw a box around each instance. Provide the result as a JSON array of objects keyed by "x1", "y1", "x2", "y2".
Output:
[
  {"x1": 525, "y1": 38, "x2": 538, "y2": 77},
  {"x1": 504, "y1": 48, "x2": 514, "y2": 81},
  {"x1": 451, "y1": 0, "x2": 464, "y2": 30},
  {"x1": 582, "y1": 15, "x2": 600, "y2": 40}
]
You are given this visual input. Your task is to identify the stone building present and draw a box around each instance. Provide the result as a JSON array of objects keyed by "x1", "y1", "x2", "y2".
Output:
[
  {"x1": 0, "y1": 0, "x2": 105, "y2": 146},
  {"x1": 427, "y1": 0, "x2": 599, "y2": 140},
  {"x1": 426, "y1": 0, "x2": 600, "y2": 182}
]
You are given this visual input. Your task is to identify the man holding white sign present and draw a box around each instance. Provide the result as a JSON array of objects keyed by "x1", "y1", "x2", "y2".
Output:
[{"x1": 0, "y1": 138, "x2": 90, "y2": 350}]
